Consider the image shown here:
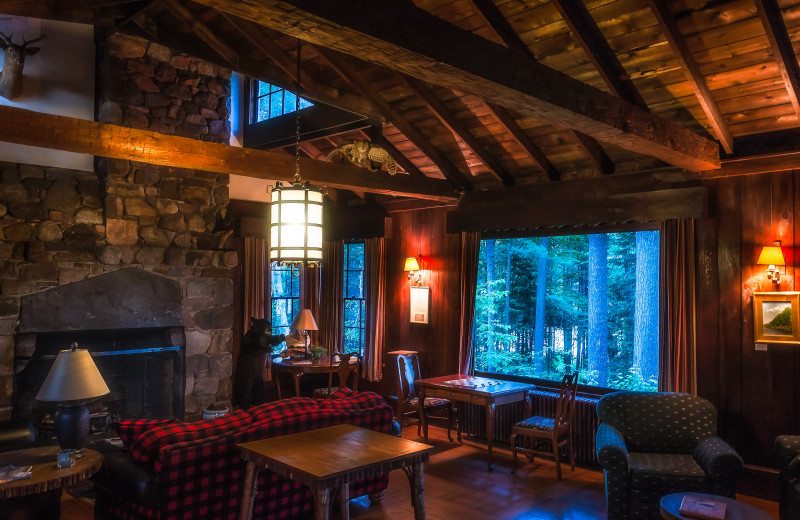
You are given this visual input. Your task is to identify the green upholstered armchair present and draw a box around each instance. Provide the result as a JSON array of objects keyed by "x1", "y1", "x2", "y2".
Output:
[
  {"x1": 775, "y1": 435, "x2": 800, "y2": 520},
  {"x1": 595, "y1": 391, "x2": 743, "y2": 520}
]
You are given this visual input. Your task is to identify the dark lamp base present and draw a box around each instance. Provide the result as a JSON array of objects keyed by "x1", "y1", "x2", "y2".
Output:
[{"x1": 54, "y1": 403, "x2": 90, "y2": 452}]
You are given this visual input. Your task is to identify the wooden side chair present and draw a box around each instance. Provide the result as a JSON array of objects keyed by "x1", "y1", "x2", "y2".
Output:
[
  {"x1": 510, "y1": 371, "x2": 579, "y2": 480},
  {"x1": 313, "y1": 351, "x2": 360, "y2": 398},
  {"x1": 395, "y1": 353, "x2": 456, "y2": 441}
]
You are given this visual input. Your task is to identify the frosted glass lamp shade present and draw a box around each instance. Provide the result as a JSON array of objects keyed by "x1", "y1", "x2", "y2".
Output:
[
  {"x1": 757, "y1": 246, "x2": 785, "y2": 266},
  {"x1": 291, "y1": 309, "x2": 318, "y2": 331},
  {"x1": 269, "y1": 182, "x2": 324, "y2": 267},
  {"x1": 36, "y1": 347, "x2": 109, "y2": 403}
]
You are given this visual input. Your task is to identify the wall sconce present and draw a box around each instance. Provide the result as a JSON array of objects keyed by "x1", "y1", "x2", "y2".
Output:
[
  {"x1": 757, "y1": 241, "x2": 786, "y2": 285},
  {"x1": 404, "y1": 256, "x2": 423, "y2": 285}
]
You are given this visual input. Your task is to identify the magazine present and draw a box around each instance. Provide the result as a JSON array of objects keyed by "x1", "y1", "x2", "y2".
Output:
[
  {"x1": 0, "y1": 464, "x2": 33, "y2": 484},
  {"x1": 678, "y1": 496, "x2": 727, "y2": 520}
]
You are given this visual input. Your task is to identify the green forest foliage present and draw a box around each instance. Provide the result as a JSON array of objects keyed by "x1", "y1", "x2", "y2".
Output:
[
  {"x1": 766, "y1": 307, "x2": 793, "y2": 333},
  {"x1": 474, "y1": 232, "x2": 660, "y2": 391}
]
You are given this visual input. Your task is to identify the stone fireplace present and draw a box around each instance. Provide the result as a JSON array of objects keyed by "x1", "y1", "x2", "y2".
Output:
[{"x1": 14, "y1": 269, "x2": 186, "y2": 425}]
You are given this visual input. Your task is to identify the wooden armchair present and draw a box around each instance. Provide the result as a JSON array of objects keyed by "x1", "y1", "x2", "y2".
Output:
[
  {"x1": 313, "y1": 351, "x2": 360, "y2": 398},
  {"x1": 510, "y1": 371, "x2": 578, "y2": 480},
  {"x1": 395, "y1": 353, "x2": 455, "y2": 440}
]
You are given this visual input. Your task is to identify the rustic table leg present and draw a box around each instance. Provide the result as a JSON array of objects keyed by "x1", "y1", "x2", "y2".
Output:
[
  {"x1": 238, "y1": 461, "x2": 259, "y2": 520},
  {"x1": 419, "y1": 387, "x2": 428, "y2": 442},
  {"x1": 408, "y1": 461, "x2": 426, "y2": 520},
  {"x1": 293, "y1": 372, "x2": 303, "y2": 397},
  {"x1": 275, "y1": 373, "x2": 282, "y2": 400},
  {"x1": 485, "y1": 401, "x2": 496, "y2": 471},
  {"x1": 339, "y1": 482, "x2": 350, "y2": 520},
  {"x1": 314, "y1": 488, "x2": 331, "y2": 520}
]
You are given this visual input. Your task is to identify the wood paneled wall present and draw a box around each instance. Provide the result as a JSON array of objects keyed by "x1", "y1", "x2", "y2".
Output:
[
  {"x1": 366, "y1": 208, "x2": 462, "y2": 397},
  {"x1": 699, "y1": 171, "x2": 800, "y2": 469}
]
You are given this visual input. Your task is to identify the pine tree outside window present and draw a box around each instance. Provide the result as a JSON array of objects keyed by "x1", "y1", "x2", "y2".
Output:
[
  {"x1": 473, "y1": 230, "x2": 660, "y2": 392},
  {"x1": 343, "y1": 241, "x2": 366, "y2": 355},
  {"x1": 270, "y1": 264, "x2": 301, "y2": 339}
]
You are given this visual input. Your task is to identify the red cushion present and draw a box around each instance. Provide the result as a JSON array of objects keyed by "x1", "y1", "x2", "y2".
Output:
[
  {"x1": 329, "y1": 387, "x2": 355, "y2": 399},
  {"x1": 129, "y1": 410, "x2": 252, "y2": 466},
  {"x1": 112, "y1": 419, "x2": 177, "y2": 449},
  {"x1": 248, "y1": 397, "x2": 320, "y2": 422}
]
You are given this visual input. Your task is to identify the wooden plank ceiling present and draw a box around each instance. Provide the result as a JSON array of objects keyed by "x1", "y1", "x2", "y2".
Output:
[{"x1": 2, "y1": 0, "x2": 800, "y2": 200}]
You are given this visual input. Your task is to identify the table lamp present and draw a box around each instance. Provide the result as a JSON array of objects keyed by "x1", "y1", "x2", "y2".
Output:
[
  {"x1": 36, "y1": 342, "x2": 110, "y2": 456},
  {"x1": 290, "y1": 309, "x2": 318, "y2": 356}
]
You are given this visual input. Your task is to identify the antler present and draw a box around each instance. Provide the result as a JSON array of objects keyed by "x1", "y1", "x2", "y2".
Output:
[
  {"x1": 0, "y1": 31, "x2": 14, "y2": 47},
  {"x1": 21, "y1": 35, "x2": 43, "y2": 48}
]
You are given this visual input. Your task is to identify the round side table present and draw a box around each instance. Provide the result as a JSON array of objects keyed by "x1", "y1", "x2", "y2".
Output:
[
  {"x1": 0, "y1": 446, "x2": 103, "y2": 520},
  {"x1": 660, "y1": 492, "x2": 772, "y2": 520}
]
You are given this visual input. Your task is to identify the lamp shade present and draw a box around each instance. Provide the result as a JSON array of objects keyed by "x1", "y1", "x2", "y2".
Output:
[
  {"x1": 36, "y1": 347, "x2": 110, "y2": 403},
  {"x1": 291, "y1": 309, "x2": 318, "y2": 331},
  {"x1": 757, "y1": 245, "x2": 785, "y2": 266},
  {"x1": 404, "y1": 257, "x2": 420, "y2": 272},
  {"x1": 270, "y1": 182, "x2": 324, "y2": 267}
]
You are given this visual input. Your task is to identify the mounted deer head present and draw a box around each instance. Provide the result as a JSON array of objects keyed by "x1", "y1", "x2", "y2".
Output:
[{"x1": 0, "y1": 31, "x2": 42, "y2": 100}]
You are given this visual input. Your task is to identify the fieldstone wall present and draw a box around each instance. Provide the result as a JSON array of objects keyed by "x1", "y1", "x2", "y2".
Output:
[{"x1": 0, "y1": 33, "x2": 237, "y2": 420}]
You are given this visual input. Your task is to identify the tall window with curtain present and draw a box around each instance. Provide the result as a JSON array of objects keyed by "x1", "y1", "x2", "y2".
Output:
[
  {"x1": 343, "y1": 241, "x2": 366, "y2": 355},
  {"x1": 271, "y1": 265, "x2": 301, "y2": 338}
]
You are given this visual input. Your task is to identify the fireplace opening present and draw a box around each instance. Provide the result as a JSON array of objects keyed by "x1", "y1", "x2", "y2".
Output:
[
  {"x1": 13, "y1": 268, "x2": 187, "y2": 431},
  {"x1": 14, "y1": 327, "x2": 186, "y2": 429}
]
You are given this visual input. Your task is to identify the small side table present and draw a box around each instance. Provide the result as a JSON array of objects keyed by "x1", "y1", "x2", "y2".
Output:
[
  {"x1": 0, "y1": 446, "x2": 103, "y2": 520},
  {"x1": 238, "y1": 423, "x2": 433, "y2": 520},
  {"x1": 660, "y1": 492, "x2": 773, "y2": 520}
]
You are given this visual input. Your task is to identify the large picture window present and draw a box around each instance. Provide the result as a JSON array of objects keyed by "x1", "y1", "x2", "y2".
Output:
[
  {"x1": 343, "y1": 241, "x2": 366, "y2": 355},
  {"x1": 474, "y1": 230, "x2": 660, "y2": 391},
  {"x1": 270, "y1": 264, "x2": 301, "y2": 338}
]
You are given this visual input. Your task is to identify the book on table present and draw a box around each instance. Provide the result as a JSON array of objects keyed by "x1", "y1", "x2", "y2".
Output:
[
  {"x1": 0, "y1": 464, "x2": 33, "y2": 484},
  {"x1": 678, "y1": 495, "x2": 727, "y2": 520}
]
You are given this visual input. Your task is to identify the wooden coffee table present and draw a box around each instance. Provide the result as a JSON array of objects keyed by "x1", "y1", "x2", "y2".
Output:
[
  {"x1": 0, "y1": 446, "x2": 102, "y2": 519},
  {"x1": 660, "y1": 492, "x2": 773, "y2": 520},
  {"x1": 237, "y1": 423, "x2": 433, "y2": 520}
]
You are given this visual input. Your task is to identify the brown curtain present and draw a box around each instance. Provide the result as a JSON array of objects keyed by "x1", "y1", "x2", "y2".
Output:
[
  {"x1": 320, "y1": 240, "x2": 344, "y2": 356},
  {"x1": 364, "y1": 237, "x2": 386, "y2": 381},
  {"x1": 242, "y1": 237, "x2": 271, "y2": 382},
  {"x1": 658, "y1": 218, "x2": 698, "y2": 394},
  {"x1": 301, "y1": 265, "x2": 321, "y2": 345},
  {"x1": 458, "y1": 231, "x2": 481, "y2": 375}
]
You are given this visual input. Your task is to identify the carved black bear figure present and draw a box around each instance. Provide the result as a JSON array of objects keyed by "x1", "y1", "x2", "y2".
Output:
[{"x1": 234, "y1": 318, "x2": 285, "y2": 409}]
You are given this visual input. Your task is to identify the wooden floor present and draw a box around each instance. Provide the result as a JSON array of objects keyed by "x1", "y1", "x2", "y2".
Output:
[{"x1": 62, "y1": 424, "x2": 779, "y2": 520}]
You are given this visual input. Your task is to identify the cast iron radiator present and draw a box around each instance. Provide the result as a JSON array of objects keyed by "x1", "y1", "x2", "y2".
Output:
[{"x1": 457, "y1": 389, "x2": 600, "y2": 466}]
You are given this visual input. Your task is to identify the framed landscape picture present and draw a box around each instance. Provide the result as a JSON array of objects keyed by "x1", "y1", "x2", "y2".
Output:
[{"x1": 753, "y1": 292, "x2": 800, "y2": 345}]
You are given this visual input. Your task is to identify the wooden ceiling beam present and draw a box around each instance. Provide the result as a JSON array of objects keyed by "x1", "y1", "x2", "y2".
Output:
[
  {"x1": 402, "y1": 75, "x2": 514, "y2": 186},
  {"x1": 161, "y1": 0, "x2": 239, "y2": 66},
  {"x1": 702, "y1": 150, "x2": 800, "y2": 179},
  {"x1": 754, "y1": 0, "x2": 800, "y2": 121},
  {"x1": 0, "y1": 105, "x2": 458, "y2": 201},
  {"x1": 189, "y1": 0, "x2": 719, "y2": 171},
  {"x1": 470, "y1": 0, "x2": 598, "y2": 178},
  {"x1": 315, "y1": 47, "x2": 472, "y2": 191},
  {"x1": 550, "y1": 0, "x2": 647, "y2": 108},
  {"x1": 647, "y1": 0, "x2": 732, "y2": 154}
]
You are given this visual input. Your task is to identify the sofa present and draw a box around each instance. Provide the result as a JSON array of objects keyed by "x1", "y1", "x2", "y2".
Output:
[
  {"x1": 595, "y1": 391, "x2": 743, "y2": 520},
  {"x1": 93, "y1": 390, "x2": 396, "y2": 520},
  {"x1": 776, "y1": 435, "x2": 800, "y2": 520}
]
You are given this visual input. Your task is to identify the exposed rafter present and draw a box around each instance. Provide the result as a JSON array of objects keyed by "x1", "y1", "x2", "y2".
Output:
[
  {"x1": 315, "y1": 47, "x2": 473, "y2": 190},
  {"x1": 0, "y1": 105, "x2": 458, "y2": 201},
  {"x1": 161, "y1": 0, "x2": 239, "y2": 66},
  {"x1": 402, "y1": 75, "x2": 514, "y2": 187},
  {"x1": 469, "y1": 0, "x2": 605, "y2": 177},
  {"x1": 550, "y1": 0, "x2": 647, "y2": 108},
  {"x1": 754, "y1": 0, "x2": 800, "y2": 121},
  {"x1": 647, "y1": 0, "x2": 732, "y2": 154},
  {"x1": 189, "y1": 0, "x2": 719, "y2": 171}
]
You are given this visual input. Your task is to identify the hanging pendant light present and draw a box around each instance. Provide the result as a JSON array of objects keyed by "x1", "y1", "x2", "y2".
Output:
[{"x1": 269, "y1": 41, "x2": 323, "y2": 270}]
